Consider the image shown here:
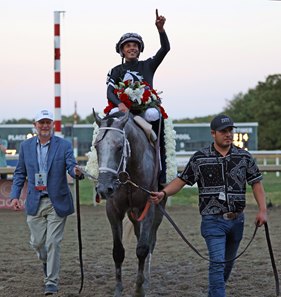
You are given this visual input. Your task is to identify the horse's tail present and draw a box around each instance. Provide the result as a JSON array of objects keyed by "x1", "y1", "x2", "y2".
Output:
[{"x1": 123, "y1": 215, "x2": 134, "y2": 245}]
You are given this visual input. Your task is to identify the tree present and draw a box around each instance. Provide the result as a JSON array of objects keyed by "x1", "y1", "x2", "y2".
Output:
[
  {"x1": 224, "y1": 74, "x2": 281, "y2": 149},
  {"x1": 2, "y1": 118, "x2": 33, "y2": 124}
]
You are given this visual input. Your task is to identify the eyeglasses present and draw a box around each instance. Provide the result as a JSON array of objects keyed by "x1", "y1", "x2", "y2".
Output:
[{"x1": 37, "y1": 120, "x2": 53, "y2": 125}]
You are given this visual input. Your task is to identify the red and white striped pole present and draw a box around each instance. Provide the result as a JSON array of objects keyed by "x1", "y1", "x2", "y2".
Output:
[{"x1": 54, "y1": 11, "x2": 65, "y2": 136}]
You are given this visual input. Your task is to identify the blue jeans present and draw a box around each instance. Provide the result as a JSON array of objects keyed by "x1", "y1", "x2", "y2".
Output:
[{"x1": 201, "y1": 213, "x2": 244, "y2": 297}]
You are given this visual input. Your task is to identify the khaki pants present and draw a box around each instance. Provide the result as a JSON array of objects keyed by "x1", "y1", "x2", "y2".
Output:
[{"x1": 27, "y1": 197, "x2": 66, "y2": 287}]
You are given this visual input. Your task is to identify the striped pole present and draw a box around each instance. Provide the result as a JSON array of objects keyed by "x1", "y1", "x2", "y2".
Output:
[{"x1": 54, "y1": 11, "x2": 65, "y2": 136}]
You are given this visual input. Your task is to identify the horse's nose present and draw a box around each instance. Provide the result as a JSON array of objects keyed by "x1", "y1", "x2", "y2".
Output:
[{"x1": 96, "y1": 183, "x2": 114, "y2": 199}]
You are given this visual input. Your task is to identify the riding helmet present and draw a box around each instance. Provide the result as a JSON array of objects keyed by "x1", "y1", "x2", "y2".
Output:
[{"x1": 115, "y1": 33, "x2": 144, "y2": 57}]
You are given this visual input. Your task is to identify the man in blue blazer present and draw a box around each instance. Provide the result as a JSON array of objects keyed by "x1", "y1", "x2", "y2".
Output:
[{"x1": 10, "y1": 109, "x2": 83, "y2": 295}]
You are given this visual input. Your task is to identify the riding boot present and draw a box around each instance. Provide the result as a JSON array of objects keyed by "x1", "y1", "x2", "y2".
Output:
[{"x1": 150, "y1": 118, "x2": 167, "y2": 188}]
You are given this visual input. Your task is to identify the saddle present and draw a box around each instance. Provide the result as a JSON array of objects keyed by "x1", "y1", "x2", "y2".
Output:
[{"x1": 133, "y1": 116, "x2": 157, "y2": 146}]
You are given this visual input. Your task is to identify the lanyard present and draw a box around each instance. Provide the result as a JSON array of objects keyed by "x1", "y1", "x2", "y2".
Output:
[{"x1": 37, "y1": 141, "x2": 50, "y2": 173}]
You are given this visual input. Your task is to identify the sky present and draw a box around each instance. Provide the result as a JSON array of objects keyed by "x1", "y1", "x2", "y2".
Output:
[{"x1": 1, "y1": 0, "x2": 281, "y2": 122}]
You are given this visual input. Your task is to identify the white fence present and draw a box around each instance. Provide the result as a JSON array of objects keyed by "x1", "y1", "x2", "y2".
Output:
[
  {"x1": 2, "y1": 150, "x2": 281, "y2": 176},
  {"x1": 176, "y1": 150, "x2": 281, "y2": 176}
]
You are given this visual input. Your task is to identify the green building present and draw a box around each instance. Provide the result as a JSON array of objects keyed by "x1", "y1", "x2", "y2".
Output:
[{"x1": 0, "y1": 122, "x2": 258, "y2": 162}]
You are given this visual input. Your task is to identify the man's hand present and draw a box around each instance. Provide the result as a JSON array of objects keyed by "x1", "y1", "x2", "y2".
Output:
[
  {"x1": 255, "y1": 210, "x2": 268, "y2": 227},
  {"x1": 150, "y1": 191, "x2": 166, "y2": 204},
  {"x1": 11, "y1": 199, "x2": 21, "y2": 211},
  {"x1": 155, "y1": 9, "x2": 166, "y2": 32},
  {"x1": 118, "y1": 102, "x2": 129, "y2": 113},
  {"x1": 74, "y1": 165, "x2": 83, "y2": 177}
]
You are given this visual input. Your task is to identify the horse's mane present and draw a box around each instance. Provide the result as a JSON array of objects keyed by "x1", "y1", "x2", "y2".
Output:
[{"x1": 103, "y1": 111, "x2": 133, "y2": 127}]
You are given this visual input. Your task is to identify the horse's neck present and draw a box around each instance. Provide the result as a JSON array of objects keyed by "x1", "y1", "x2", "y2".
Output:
[
  {"x1": 125, "y1": 121, "x2": 155, "y2": 172},
  {"x1": 126, "y1": 121, "x2": 149, "y2": 148}
]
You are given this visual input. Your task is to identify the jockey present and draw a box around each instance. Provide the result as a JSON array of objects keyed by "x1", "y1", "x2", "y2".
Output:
[{"x1": 104, "y1": 9, "x2": 170, "y2": 186}]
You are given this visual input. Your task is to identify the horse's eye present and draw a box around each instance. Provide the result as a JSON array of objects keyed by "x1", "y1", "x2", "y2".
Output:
[{"x1": 117, "y1": 144, "x2": 123, "y2": 152}]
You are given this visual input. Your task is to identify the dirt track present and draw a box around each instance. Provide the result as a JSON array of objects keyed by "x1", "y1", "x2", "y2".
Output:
[{"x1": 0, "y1": 204, "x2": 280, "y2": 297}]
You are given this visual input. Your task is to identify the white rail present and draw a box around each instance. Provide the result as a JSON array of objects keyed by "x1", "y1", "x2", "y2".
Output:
[
  {"x1": 2, "y1": 151, "x2": 281, "y2": 175},
  {"x1": 176, "y1": 150, "x2": 281, "y2": 175}
]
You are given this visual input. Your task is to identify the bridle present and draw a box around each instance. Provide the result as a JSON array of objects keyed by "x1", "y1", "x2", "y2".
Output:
[
  {"x1": 97, "y1": 127, "x2": 131, "y2": 175},
  {"x1": 96, "y1": 125, "x2": 154, "y2": 222}
]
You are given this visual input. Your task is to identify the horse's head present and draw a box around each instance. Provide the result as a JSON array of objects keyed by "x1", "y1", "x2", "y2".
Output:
[{"x1": 93, "y1": 110, "x2": 131, "y2": 199}]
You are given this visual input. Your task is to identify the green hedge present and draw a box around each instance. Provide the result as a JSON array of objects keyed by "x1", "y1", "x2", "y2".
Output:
[{"x1": 76, "y1": 172, "x2": 280, "y2": 206}]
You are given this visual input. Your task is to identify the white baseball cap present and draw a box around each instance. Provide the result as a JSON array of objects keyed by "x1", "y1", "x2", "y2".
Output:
[{"x1": 35, "y1": 109, "x2": 54, "y2": 122}]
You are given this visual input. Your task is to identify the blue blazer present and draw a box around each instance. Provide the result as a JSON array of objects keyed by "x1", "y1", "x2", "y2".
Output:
[{"x1": 10, "y1": 136, "x2": 78, "y2": 217}]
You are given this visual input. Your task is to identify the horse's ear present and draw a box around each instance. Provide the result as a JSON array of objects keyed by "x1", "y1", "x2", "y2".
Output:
[
  {"x1": 92, "y1": 108, "x2": 101, "y2": 127},
  {"x1": 122, "y1": 111, "x2": 130, "y2": 123}
]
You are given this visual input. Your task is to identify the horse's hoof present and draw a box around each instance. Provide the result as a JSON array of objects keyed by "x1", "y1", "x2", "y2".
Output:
[
  {"x1": 113, "y1": 283, "x2": 123, "y2": 297},
  {"x1": 143, "y1": 277, "x2": 150, "y2": 290},
  {"x1": 113, "y1": 290, "x2": 123, "y2": 297},
  {"x1": 136, "y1": 274, "x2": 144, "y2": 288},
  {"x1": 133, "y1": 287, "x2": 145, "y2": 297}
]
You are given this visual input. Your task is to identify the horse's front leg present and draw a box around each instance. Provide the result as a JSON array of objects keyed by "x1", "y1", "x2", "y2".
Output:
[
  {"x1": 134, "y1": 208, "x2": 154, "y2": 297},
  {"x1": 112, "y1": 228, "x2": 125, "y2": 297},
  {"x1": 110, "y1": 222, "x2": 125, "y2": 297},
  {"x1": 107, "y1": 204, "x2": 125, "y2": 297}
]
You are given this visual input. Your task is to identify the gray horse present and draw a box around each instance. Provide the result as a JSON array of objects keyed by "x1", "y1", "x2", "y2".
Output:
[{"x1": 93, "y1": 110, "x2": 166, "y2": 297}]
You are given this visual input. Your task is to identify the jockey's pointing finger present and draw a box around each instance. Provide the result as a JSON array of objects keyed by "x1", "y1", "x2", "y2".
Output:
[{"x1": 156, "y1": 9, "x2": 159, "y2": 19}]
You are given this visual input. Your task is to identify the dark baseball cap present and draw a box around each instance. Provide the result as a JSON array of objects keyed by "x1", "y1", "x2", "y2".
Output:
[{"x1": 210, "y1": 114, "x2": 236, "y2": 131}]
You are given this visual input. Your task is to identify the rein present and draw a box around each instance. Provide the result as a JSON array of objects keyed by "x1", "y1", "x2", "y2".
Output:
[
  {"x1": 131, "y1": 113, "x2": 162, "y2": 222},
  {"x1": 130, "y1": 111, "x2": 162, "y2": 222}
]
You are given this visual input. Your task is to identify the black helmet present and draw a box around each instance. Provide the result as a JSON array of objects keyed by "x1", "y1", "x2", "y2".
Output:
[{"x1": 115, "y1": 33, "x2": 144, "y2": 57}]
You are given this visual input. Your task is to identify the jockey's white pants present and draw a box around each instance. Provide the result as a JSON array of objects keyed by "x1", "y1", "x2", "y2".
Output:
[{"x1": 109, "y1": 107, "x2": 161, "y2": 122}]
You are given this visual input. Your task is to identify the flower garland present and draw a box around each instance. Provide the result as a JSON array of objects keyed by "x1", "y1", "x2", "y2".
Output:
[
  {"x1": 85, "y1": 121, "x2": 99, "y2": 185},
  {"x1": 163, "y1": 118, "x2": 177, "y2": 183},
  {"x1": 104, "y1": 80, "x2": 168, "y2": 119},
  {"x1": 85, "y1": 117, "x2": 177, "y2": 184}
]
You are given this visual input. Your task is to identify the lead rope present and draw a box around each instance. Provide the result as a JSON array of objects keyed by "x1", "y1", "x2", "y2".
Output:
[
  {"x1": 159, "y1": 205, "x2": 280, "y2": 296},
  {"x1": 118, "y1": 174, "x2": 281, "y2": 296},
  {"x1": 125, "y1": 177, "x2": 258, "y2": 264},
  {"x1": 157, "y1": 203, "x2": 258, "y2": 264},
  {"x1": 75, "y1": 177, "x2": 84, "y2": 294},
  {"x1": 122, "y1": 172, "x2": 280, "y2": 296},
  {"x1": 159, "y1": 202, "x2": 279, "y2": 296},
  {"x1": 264, "y1": 222, "x2": 280, "y2": 296}
]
